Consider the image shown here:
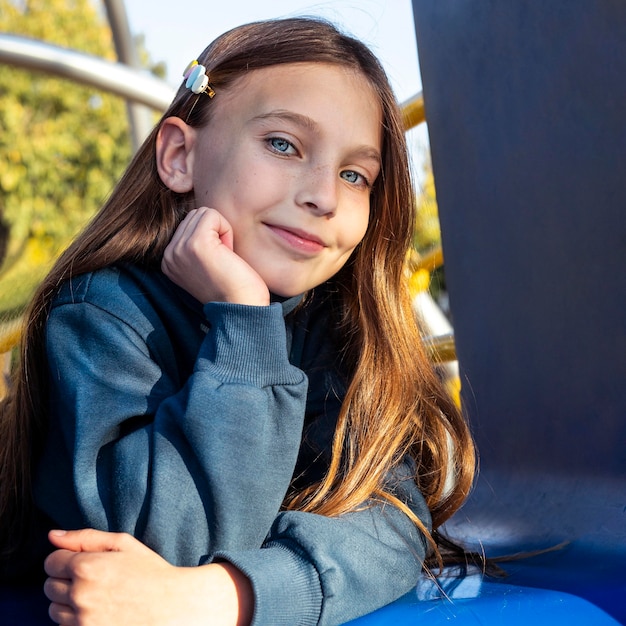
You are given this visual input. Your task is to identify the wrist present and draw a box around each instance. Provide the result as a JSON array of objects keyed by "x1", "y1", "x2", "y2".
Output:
[
  {"x1": 219, "y1": 562, "x2": 254, "y2": 626},
  {"x1": 224, "y1": 285, "x2": 270, "y2": 306},
  {"x1": 189, "y1": 563, "x2": 253, "y2": 626}
]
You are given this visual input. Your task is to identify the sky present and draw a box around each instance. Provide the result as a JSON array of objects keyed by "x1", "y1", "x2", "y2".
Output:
[
  {"x1": 121, "y1": 0, "x2": 430, "y2": 171},
  {"x1": 123, "y1": 0, "x2": 421, "y2": 98}
]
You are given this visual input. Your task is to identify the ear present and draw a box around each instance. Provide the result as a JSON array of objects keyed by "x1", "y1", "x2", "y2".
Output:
[{"x1": 155, "y1": 117, "x2": 196, "y2": 193}]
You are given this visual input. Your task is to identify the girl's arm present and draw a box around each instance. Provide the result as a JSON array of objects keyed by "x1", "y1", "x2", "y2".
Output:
[
  {"x1": 37, "y1": 266, "x2": 308, "y2": 567},
  {"x1": 41, "y1": 291, "x2": 429, "y2": 625},
  {"x1": 217, "y1": 456, "x2": 430, "y2": 625},
  {"x1": 43, "y1": 460, "x2": 428, "y2": 626}
]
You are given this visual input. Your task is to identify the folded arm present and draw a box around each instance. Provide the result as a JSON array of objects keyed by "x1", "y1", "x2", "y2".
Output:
[{"x1": 38, "y1": 288, "x2": 307, "y2": 566}]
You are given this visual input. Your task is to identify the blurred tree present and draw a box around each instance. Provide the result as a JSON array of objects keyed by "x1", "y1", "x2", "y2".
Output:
[
  {"x1": 413, "y1": 157, "x2": 441, "y2": 253},
  {"x1": 412, "y1": 157, "x2": 448, "y2": 310},
  {"x1": 0, "y1": 0, "x2": 135, "y2": 318}
]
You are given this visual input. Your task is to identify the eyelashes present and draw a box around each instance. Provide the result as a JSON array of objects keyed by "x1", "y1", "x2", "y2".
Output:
[
  {"x1": 266, "y1": 136, "x2": 371, "y2": 189},
  {"x1": 340, "y1": 170, "x2": 371, "y2": 188},
  {"x1": 267, "y1": 136, "x2": 297, "y2": 155}
]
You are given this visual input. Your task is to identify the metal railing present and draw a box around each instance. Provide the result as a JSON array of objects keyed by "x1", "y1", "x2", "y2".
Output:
[{"x1": 0, "y1": 34, "x2": 175, "y2": 111}]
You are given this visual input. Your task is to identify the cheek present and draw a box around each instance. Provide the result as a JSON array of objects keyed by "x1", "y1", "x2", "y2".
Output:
[
  {"x1": 192, "y1": 142, "x2": 240, "y2": 203},
  {"x1": 344, "y1": 210, "x2": 370, "y2": 251}
]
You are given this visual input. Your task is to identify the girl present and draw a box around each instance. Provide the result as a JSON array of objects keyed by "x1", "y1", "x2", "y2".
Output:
[{"x1": 0, "y1": 17, "x2": 476, "y2": 626}]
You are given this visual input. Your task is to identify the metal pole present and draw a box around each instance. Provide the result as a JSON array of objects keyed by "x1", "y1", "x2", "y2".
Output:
[
  {"x1": 0, "y1": 34, "x2": 175, "y2": 110},
  {"x1": 103, "y1": 0, "x2": 154, "y2": 150}
]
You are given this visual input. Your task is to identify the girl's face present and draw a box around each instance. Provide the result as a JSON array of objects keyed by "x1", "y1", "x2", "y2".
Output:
[{"x1": 187, "y1": 62, "x2": 382, "y2": 297}]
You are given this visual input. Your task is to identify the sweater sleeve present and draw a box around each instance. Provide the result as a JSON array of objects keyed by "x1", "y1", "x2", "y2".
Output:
[
  {"x1": 214, "y1": 457, "x2": 430, "y2": 626},
  {"x1": 38, "y1": 296, "x2": 308, "y2": 566},
  {"x1": 209, "y1": 298, "x2": 431, "y2": 626}
]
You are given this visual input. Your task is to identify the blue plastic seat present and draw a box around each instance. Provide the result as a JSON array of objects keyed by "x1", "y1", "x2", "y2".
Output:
[{"x1": 350, "y1": 582, "x2": 621, "y2": 625}]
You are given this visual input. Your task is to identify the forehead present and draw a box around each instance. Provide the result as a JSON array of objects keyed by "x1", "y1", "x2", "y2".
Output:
[{"x1": 211, "y1": 62, "x2": 383, "y2": 147}]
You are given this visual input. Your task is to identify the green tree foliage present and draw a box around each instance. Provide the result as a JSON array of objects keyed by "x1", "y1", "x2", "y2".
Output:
[{"x1": 0, "y1": 0, "x2": 133, "y2": 317}]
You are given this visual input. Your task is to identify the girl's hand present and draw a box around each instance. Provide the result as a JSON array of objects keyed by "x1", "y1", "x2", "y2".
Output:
[
  {"x1": 162, "y1": 207, "x2": 270, "y2": 306},
  {"x1": 44, "y1": 529, "x2": 253, "y2": 626}
]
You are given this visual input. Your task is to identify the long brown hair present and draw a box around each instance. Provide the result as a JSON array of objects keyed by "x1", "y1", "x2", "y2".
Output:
[{"x1": 0, "y1": 17, "x2": 475, "y2": 570}]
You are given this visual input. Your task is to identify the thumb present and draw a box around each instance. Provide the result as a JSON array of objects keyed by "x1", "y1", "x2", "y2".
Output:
[
  {"x1": 48, "y1": 528, "x2": 137, "y2": 553},
  {"x1": 213, "y1": 210, "x2": 234, "y2": 250}
]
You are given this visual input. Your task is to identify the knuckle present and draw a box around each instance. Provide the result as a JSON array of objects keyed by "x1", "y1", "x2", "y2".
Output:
[
  {"x1": 70, "y1": 554, "x2": 96, "y2": 580},
  {"x1": 116, "y1": 531, "x2": 134, "y2": 546}
]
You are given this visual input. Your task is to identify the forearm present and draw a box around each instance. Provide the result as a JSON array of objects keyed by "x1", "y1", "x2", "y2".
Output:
[
  {"x1": 178, "y1": 562, "x2": 254, "y2": 626},
  {"x1": 39, "y1": 298, "x2": 308, "y2": 565},
  {"x1": 215, "y1": 481, "x2": 429, "y2": 626},
  {"x1": 138, "y1": 303, "x2": 308, "y2": 561}
]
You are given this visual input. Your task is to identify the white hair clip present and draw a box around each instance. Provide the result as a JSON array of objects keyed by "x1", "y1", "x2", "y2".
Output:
[{"x1": 182, "y1": 60, "x2": 216, "y2": 98}]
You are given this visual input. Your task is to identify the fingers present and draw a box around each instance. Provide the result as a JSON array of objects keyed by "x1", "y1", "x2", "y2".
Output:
[
  {"x1": 167, "y1": 207, "x2": 233, "y2": 254},
  {"x1": 191, "y1": 206, "x2": 233, "y2": 247},
  {"x1": 44, "y1": 577, "x2": 76, "y2": 624},
  {"x1": 166, "y1": 207, "x2": 208, "y2": 249},
  {"x1": 44, "y1": 539, "x2": 160, "y2": 625},
  {"x1": 44, "y1": 548, "x2": 78, "y2": 580},
  {"x1": 48, "y1": 600, "x2": 77, "y2": 626},
  {"x1": 162, "y1": 208, "x2": 224, "y2": 286},
  {"x1": 47, "y1": 528, "x2": 137, "y2": 553},
  {"x1": 44, "y1": 574, "x2": 71, "y2": 602},
  {"x1": 43, "y1": 557, "x2": 77, "y2": 625},
  {"x1": 44, "y1": 538, "x2": 178, "y2": 626},
  {"x1": 161, "y1": 206, "x2": 269, "y2": 305}
]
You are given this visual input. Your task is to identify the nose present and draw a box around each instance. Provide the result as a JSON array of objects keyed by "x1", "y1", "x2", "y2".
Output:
[{"x1": 295, "y1": 166, "x2": 338, "y2": 216}]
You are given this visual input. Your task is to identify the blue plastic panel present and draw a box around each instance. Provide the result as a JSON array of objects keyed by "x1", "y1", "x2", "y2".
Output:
[
  {"x1": 411, "y1": 1, "x2": 626, "y2": 623},
  {"x1": 348, "y1": 582, "x2": 621, "y2": 625}
]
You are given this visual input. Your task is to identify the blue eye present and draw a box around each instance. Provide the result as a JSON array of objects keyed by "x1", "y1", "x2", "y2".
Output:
[
  {"x1": 269, "y1": 137, "x2": 295, "y2": 154},
  {"x1": 341, "y1": 170, "x2": 368, "y2": 187}
]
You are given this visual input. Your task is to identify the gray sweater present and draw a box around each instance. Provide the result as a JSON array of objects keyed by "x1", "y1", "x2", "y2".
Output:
[{"x1": 33, "y1": 264, "x2": 430, "y2": 625}]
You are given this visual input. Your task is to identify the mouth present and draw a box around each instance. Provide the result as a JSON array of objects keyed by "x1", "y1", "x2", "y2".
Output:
[{"x1": 265, "y1": 224, "x2": 327, "y2": 253}]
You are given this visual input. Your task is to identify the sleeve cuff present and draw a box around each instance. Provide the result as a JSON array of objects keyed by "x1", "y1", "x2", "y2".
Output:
[
  {"x1": 213, "y1": 542, "x2": 323, "y2": 626},
  {"x1": 200, "y1": 302, "x2": 303, "y2": 387}
]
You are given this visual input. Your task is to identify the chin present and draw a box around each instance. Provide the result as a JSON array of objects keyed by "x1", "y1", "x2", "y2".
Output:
[
  {"x1": 268, "y1": 287, "x2": 304, "y2": 299},
  {"x1": 263, "y1": 276, "x2": 309, "y2": 299},
  {"x1": 266, "y1": 278, "x2": 316, "y2": 299}
]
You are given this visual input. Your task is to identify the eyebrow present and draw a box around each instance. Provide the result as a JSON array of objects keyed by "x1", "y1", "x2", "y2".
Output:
[
  {"x1": 252, "y1": 109, "x2": 319, "y2": 132},
  {"x1": 252, "y1": 109, "x2": 382, "y2": 164}
]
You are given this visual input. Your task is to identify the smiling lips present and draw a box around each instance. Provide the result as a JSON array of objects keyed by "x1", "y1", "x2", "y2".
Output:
[{"x1": 266, "y1": 224, "x2": 327, "y2": 254}]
